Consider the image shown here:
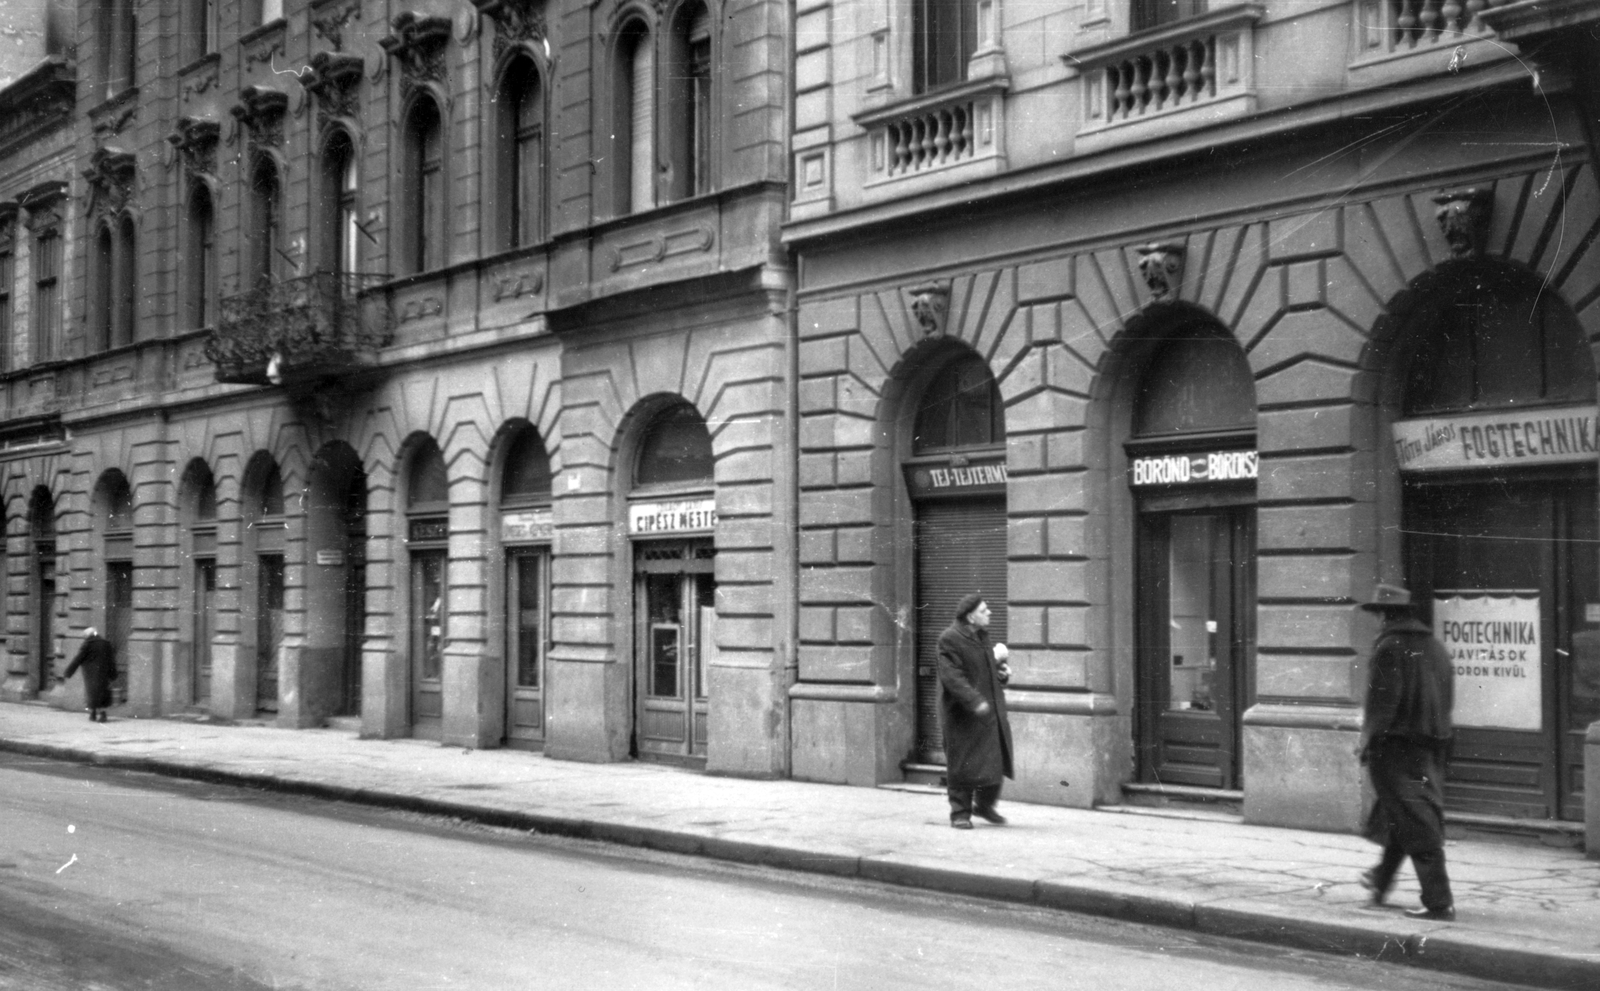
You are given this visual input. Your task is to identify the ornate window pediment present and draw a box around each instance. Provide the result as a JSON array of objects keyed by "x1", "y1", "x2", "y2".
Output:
[
  {"x1": 83, "y1": 147, "x2": 138, "y2": 217},
  {"x1": 474, "y1": 0, "x2": 546, "y2": 62},
  {"x1": 19, "y1": 181, "x2": 68, "y2": 232},
  {"x1": 311, "y1": 0, "x2": 363, "y2": 50},
  {"x1": 305, "y1": 51, "x2": 366, "y2": 126},
  {"x1": 231, "y1": 85, "x2": 289, "y2": 146},
  {"x1": 380, "y1": 12, "x2": 452, "y2": 97},
  {"x1": 168, "y1": 117, "x2": 221, "y2": 176}
]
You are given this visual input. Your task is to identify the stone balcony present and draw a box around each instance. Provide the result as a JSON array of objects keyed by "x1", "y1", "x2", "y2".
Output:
[
  {"x1": 1349, "y1": 0, "x2": 1516, "y2": 88},
  {"x1": 206, "y1": 272, "x2": 393, "y2": 387}
]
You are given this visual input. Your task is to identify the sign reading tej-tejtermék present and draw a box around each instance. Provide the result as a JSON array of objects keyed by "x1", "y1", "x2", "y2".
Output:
[
  {"x1": 1432, "y1": 592, "x2": 1542, "y2": 732},
  {"x1": 628, "y1": 498, "x2": 717, "y2": 535},
  {"x1": 1393, "y1": 405, "x2": 1599, "y2": 473}
]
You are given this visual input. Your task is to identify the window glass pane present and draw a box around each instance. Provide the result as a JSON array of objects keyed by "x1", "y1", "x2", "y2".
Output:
[
  {"x1": 502, "y1": 427, "x2": 552, "y2": 504},
  {"x1": 409, "y1": 443, "x2": 449, "y2": 507},
  {"x1": 1167, "y1": 514, "x2": 1221, "y2": 712},
  {"x1": 417, "y1": 554, "x2": 445, "y2": 681},
  {"x1": 1135, "y1": 331, "x2": 1256, "y2": 436},
  {"x1": 647, "y1": 571, "x2": 680, "y2": 698},
  {"x1": 636, "y1": 406, "x2": 714, "y2": 487},
  {"x1": 260, "y1": 466, "x2": 285, "y2": 517},
  {"x1": 514, "y1": 554, "x2": 542, "y2": 689},
  {"x1": 913, "y1": 355, "x2": 1003, "y2": 452},
  {"x1": 629, "y1": 29, "x2": 655, "y2": 212}
]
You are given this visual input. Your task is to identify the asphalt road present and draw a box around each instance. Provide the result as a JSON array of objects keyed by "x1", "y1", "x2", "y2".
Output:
[{"x1": 0, "y1": 752, "x2": 1540, "y2": 991}]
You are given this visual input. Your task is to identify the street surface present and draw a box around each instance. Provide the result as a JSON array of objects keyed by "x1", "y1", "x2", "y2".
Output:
[{"x1": 0, "y1": 752, "x2": 1542, "y2": 991}]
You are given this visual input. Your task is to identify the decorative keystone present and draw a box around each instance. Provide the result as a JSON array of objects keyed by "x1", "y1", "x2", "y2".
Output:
[
  {"x1": 908, "y1": 281, "x2": 951, "y2": 336},
  {"x1": 1433, "y1": 187, "x2": 1493, "y2": 259},
  {"x1": 1136, "y1": 243, "x2": 1185, "y2": 300}
]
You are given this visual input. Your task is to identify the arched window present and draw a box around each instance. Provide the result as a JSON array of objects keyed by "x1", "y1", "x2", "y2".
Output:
[
  {"x1": 1134, "y1": 327, "x2": 1257, "y2": 436},
  {"x1": 113, "y1": 215, "x2": 137, "y2": 347},
  {"x1": 182, "y1": 0, "x2": 217, "y2": 63},
  {"x1": 182, "y1": 183, "x2": 216, "y2": 329},
  {"x1": 249, "y1": 155, "x2": 282, "y2": 288},
  {"x1": 501, "y1": 425, "x2": 553, "y2": 506},
  {"x1": 1402, "y1": 265, "x2": 1592, "y2": 416},
  {"x1": 404, "y1": 97, "x2": 446, "y2": 274},
  {"x1": 664, "y1": 2, "x2": 712, "y2": 201},
  {"x1": 913, "y1": 353, "x2": 1004, "y2": 453},
  {"x1": 318, "y1": 130, "x2": 360, "y2": 274},
  {"x1": 496, "y1": 56, "x2": 545, "y2": 250},
  {"x1": 636, "y1": 404, "x2": 714, "y2": 487},
  {"x1": 614, "y1": 22, "x2": 655, "y2": 215},
  {"x1": 98, "y1": 0, "x2": 137, "y2": 99},
  {"x1": 90, "y1": 223, "x2": 113, "y2": 351}
]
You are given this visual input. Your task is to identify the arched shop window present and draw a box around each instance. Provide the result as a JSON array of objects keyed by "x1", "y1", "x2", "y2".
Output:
[
  {"x1": 1395, "y1": 263, "x2": 1597, "y2": 822},
  {"x1": 629, "y1": 403, "x2": 716, "y2": 765},
  {"x1": 1127, "y1": 322, "x2": 1257, "y2": 792},
  {"x1": 913, "y1": 354, "x2": 1004, "y2": 452},
  {"x1": 501, "y1": 424, "x2": 553, "y2": 749},
  {"x1": 407, "y1": 439, "x2": 450, "y2": 736}
]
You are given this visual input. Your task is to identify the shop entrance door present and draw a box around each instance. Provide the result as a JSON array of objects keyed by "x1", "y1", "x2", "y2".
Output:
[
  {"x1": 256, "y1": 555, "x2": 284, "y2": 712},
  {"x1": 410, "y1": 549, "x2": 446, "y2": 731},
  {"x1": 1135, "y1": 506, "x2": 1256, "y2": 789},
  {"x1": 34, "y1": 550, "x2": 54, "y2": 692},
  {"x1": 505, "y1": 550, "x2": 548, "y2": 748},
  {"x1": 107, "y1": 561, "x2": 133, "y2": 706},
  {"x1": 193, "y1": 559, "x2": 216, "y2": 705},
  {"x1": 912, "y1": 497, "x2": 1008, "y2": 765},
  {"x1": 633, "y1": 540, "x2": 713, "y2": 765},
  {"x1": 1404, "y1": 476, "x2": 1597, "y2": 821}
]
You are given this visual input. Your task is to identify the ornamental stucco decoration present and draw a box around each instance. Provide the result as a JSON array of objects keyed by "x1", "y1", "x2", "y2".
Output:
[
  {"x1": 1433, "y1": 187, "x2": 1493, "y2": 259},
  {"x1": 909, "y1": 281, "x2": 951, "y2": 336},
  {"x1": 311, "y1": 0, "x2": 362, "y2": 50},
  {"x1": 82, "y1": 146, "x2": 138, "y2": 216},
  {"x1": 167, "y1": 117, "x2": 221, "y2": 175},
  {"x1": 380, "y1": 12, "x2": 453, "y2": 98},
  {"x1": 230, "y1": 85, "x2": 290, "y2": 146},
  {"x1": 1135, "y1": 242, "x2": 1185, "y2": 300},
  {"x1": 305, "y1": 51, "x2": 366, "y2": 127},
  {"x1": 474, "y1": 0, "x2": 547, "y2": 63}
]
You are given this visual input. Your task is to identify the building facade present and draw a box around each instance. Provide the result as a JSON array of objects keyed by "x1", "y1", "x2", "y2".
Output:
[
  {"x1": 0, "y1": 0, "x2": 795, "y2": 777},
  {"x1": 784, "y1": 0, "x2": 1600, "y2": 832}
]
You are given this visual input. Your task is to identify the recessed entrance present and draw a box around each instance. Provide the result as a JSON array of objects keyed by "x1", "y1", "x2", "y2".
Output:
[{"x1": 500, "y1": 422, "x2": 554, "y2": 749}]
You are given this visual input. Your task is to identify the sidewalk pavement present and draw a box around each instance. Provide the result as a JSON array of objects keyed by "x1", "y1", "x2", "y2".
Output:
[{"x1": 2, "y1": 703, "x2": 1597, "y2": 990}]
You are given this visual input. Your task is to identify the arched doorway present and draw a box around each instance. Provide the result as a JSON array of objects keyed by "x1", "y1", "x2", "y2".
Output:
[
  {"x1": 1127, "y1": 322, "x2": 1258, "y2": 790},
  {"x1": 499, "y1": 423, "x2": 553, "y2": 749},
  {"x1": 244, "y1": 455, "x2": 287, "y2": 715},
  {"x1": 628, "y1": 403, "x2": 716, "y2": 765},
  {"x1": 307, "y1": 442, "x2": 367, "y2": 721},
  {"x1": 903, "y1": 352, "x2": 1008, "y2": 769},
  {"x1": 28, "y1": 487, "x2": 56, "y2": 695},
  {"x1": 1393, "y1": 262, "x2": 1597, "y2": 821},
  {"x1": 94, "y1": 471, "x2": 134, "y2": 707},
  {"x1": 406, "y1": 438, "x2": 449, "y2": 738},
  {"x1": 180, "y1": 460, "x2": 219, "y2": 707}
]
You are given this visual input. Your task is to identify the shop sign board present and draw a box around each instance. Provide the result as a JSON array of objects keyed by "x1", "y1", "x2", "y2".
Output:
[
  {"x1": 1432, "y1": 592, "x2": 1542, "y2": 731},
  {"x1": 903, "y1": 459, "x2": 1008, "y2": 498},
  {"x1": 501, "y1": 508, "x2": 553, "y2": 543},
  {"x1": 629, "y1": 498, "x2": 716, "y2": 535},
  {"x1": 1393, "y1": 405, "x2": 1599, "y2": 473},
  {"x1": 1129, "y1": 450, "x2": 1257, "y2": 488}
]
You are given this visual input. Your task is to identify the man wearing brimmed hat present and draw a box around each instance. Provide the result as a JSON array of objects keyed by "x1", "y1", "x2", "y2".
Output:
[{"x1": 1356, "y1": 582, "x2": 1456, "y2": 921}]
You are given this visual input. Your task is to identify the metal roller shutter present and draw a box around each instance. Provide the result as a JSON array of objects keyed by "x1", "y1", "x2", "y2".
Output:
[{"x1": 913, "y1": 497, "x2": 1008, "y2": 764}]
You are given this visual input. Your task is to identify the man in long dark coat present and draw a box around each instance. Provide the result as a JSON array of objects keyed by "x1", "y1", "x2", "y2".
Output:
[
  {"x1": 1357, "y1": 583, "x2": 1455, "y2": 920},
  {"x1": 937, "y1": 593, "x2": 1014, "y2": 829},
  {"x1": 64, "y1": 627, "x2": 117, "y2": 724}
]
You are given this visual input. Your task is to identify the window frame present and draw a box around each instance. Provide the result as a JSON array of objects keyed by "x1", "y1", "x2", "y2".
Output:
[
  {"x1": 0, "y1": 211, "x2": 13, "y2": 374},
  {"x1": 911, "y1": 0, "x2": 979, "y2": 95},
  {"x1": 31, "y1": 226, "x2": 61, "y2": 364},
  {"x1": 182, "y1": 181, "x2": 217, "y2": 330},
  {"x1": 663, "y1": 2, "x2": 714, "y2": 202},
  {"x1": 98, "y1": 0, "x2": 137, "y2": 100},
  {"x1": 494, "y1": 54, "x2": 547, "y2": 251},
  {"x1": 248, "y1": 153, "x2": 283, "y2": 288},
  {"x1": 318, "y1": 128, "x2": 361, "y2": 274},
  {"x1": 403, "y1": 95, "x2": 447, "y2": 274},
  {"x1": 612, "y1": 18, "x2": 656, "y2": 216}
]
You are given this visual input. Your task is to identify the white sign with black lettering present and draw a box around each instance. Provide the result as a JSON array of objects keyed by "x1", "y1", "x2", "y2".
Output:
[
  {"x1": 1393, "y1": 405, "x2": 1600, "y2": 473},
  {"x1": 628, "y1": 498, "x2": 717, "y2": 535},
  {"x1": 1432, "y1": 592, "x2": 1542, "y2": 732},
  {"x1": 1129, "y1": 450, "x2": 1258, "y2": 487}
]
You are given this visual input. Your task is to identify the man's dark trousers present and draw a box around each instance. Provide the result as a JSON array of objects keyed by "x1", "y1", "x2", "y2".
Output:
[
  {"x1": 1366, "y1": 737, "x2": 1453, "y2": 912},
  {"x1": 948, "y1": 783, "x2": 1002, "y2": 822}
]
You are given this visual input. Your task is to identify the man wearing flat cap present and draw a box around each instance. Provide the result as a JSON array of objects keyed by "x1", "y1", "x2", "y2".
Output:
[
  {"x1": 937, "y1": 593, "x2": 1014, "y2": 829},
  {"x1": 1356, "y1": 582, "x2": 1456, "y2": 921}
]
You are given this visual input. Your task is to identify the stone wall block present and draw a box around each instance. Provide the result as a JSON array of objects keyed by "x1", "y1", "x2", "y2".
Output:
[
  {"x1": 1255, "y1": 357, "x2": 1362, "y2": 409},
  {"x1": 799, "y1": 604, "x2": 835, "y2": 642},
  {"x1": 1008, "y1": 648, "x2": 1089, "y2": 689},
  {"x1": 799, "y1": 564, "x2": 876, "y2": 603},
  {"x1": 1343, "y1": 203, "x2": 1408, "y2": 306},
  {"x1": 1009, "y1": 558, "x2": 1088, "y2": 602},
  {"x1": 1018, "y1": 255, "x2": 1074, "y2": 304},
  {"x1": 1268, "y1": 208, "x2": 1341, "y2": 263},
  {"x1": 1256, "y1": 652, "x2": 1359, "y2": 701},
  {"x1": 800, "y1": 336, "x2": 849, "y2": 376},
  {"x1": 1009, "y1": 517, "x2": 1045, "y2": 557},
  {"x1": 835, "y1": 605, "x2": 875, "y2": 643},
  {"x1": 1060, "y1": 298, "x2": 1109, "y2": 369},
  {"x1": 1258, "y1": 403, "x2": 1360, "y2": 455},
  {"x1": 835, "y1": 449, "x2": 873, "y2": 486},
  {"x1": 1257, "y1": 603, "x2": 1357, "y2": 653},
  {"x1": 717, "y1": 481, "x2": 775, "y2": 518},
  {"x1": 1257, "y1": 552, "x2": 1363, "y2": 603},
  {"x1": 1251, "y1": 308, "x2": 1368, "y2": 375},
  {"x1": 799, "y1": 528, "x2": 836, "y2": 564},
  {"x1": 715, "y1": 616, "x2": 774, "y2": 650},
  {"x1": 797, "y1": 643, "x2": 875, "y2": 682},
  {"x1": 1045, "y1": 342, "x2": 1093, "y2": 396},
  {"x1": 1258, "y1": 503, "x2": 1375, "y2": 553},
  {"x1": 1007, "y1": 604, "x2": 1044, "y2": 644},
  {"x1": 1009, "y1": 470, "x2": 1085, "y2": 515},
  {"x1": 799, "y1": 487, "x2": 874, "y2": 528},
  {"x1": 1259, "y1": 451, "x2": 1367, "y2": 503},
  {"x1": 835, "y1": 526, "x2": 874, "y2": 563},
  {"x1": 798, "y1": 376, "x2": 836, "y2": 414},
  {"x1": 717, "y1": 548, "x2": 776, "y2": 583},
  {"x1": 1046, "y1": 605, "x2": 1088, "y2": 647},
  {"x1": 1006, "y1": 389, "x2": 1087, "y2": 436}
]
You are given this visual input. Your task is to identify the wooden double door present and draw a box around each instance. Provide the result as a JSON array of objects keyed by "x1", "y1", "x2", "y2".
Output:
[
  {"x1": 633, "y1": 540, "x2": 713, "y2": 765},
  {"x1": 1136, "y1": 504, "x2": 1256, "y2": 790},
  {"x1": 1405, "y1": 475, "x2": 1597, "y2": 821}
]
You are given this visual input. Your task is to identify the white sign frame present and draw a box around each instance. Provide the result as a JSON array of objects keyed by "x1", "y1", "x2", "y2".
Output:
[
  {"x1": 1433, "y1": 591, "x2": 1542, "y2": 732},
  {"x1": 628, "y1": 498, "x2": 717, "y2": 536}
]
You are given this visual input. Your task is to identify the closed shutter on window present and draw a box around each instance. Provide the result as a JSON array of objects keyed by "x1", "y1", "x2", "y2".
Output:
[
  {"x1": 630, "y1": 35, "x2": 655, "y2": 212},
  {"x1": 913, "y1": 497, "x2": 1008, "y2": 764}
]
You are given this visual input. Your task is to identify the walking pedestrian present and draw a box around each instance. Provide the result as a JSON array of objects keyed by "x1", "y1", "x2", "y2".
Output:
[
  {"x1": 1356, "y1": 583, "x2": 1455, "y2": 920},
  {"x1": 937, "y1": 593, "x2": 1013, "y2": 829},
  {"x1": 64, "y1": 627, "x2": 117, "y2": 724}
]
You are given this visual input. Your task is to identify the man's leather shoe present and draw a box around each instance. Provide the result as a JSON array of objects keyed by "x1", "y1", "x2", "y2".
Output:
[
  {"x1": 974, "y1": 808, "x2": 1007, "y2": 825},
  {"x1": 1404, "y1": 905, "x2": 1455, "y2": 921},
  {"x1": 1358, "y1": 870, "x2": 1384, "y2": 905},
  {"x1": 951, "y1": 817, "x2": 973, "y2": 830}
]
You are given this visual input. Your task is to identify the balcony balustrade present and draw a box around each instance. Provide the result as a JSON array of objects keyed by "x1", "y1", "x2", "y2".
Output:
[
  {"x1": 206, "y1": 272, "x2": 393, "y2": 386},
  {"x1": 855, "y1": 77, "x2": 1009, "y2": 190},
  {"x1": 1357, "y1": 0, "x2": 1509, "y2": 56},
  {"x1": 1070, "y1": 4, "x2": 1263, "y2": 151}
]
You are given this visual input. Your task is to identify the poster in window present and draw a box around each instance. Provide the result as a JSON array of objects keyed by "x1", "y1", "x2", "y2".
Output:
[{"x1": 1431, "y1": 592, "x2": 1542, "y2": 732}]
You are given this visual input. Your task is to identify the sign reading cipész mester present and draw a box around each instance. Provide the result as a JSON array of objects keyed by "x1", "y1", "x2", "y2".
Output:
[
  {"x1": 1393, "y1": 404, "x2": 1600, "y2": 473},
  {"x1": 1129, "y1": 450, "x2": 1258, "y2": 487},
  {"x1": 1432, "y1": 592, "x2": 1542, "y2": 732},
  {"x1": 628, "y1": 498, "x2": 717, "y2": 535}
]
